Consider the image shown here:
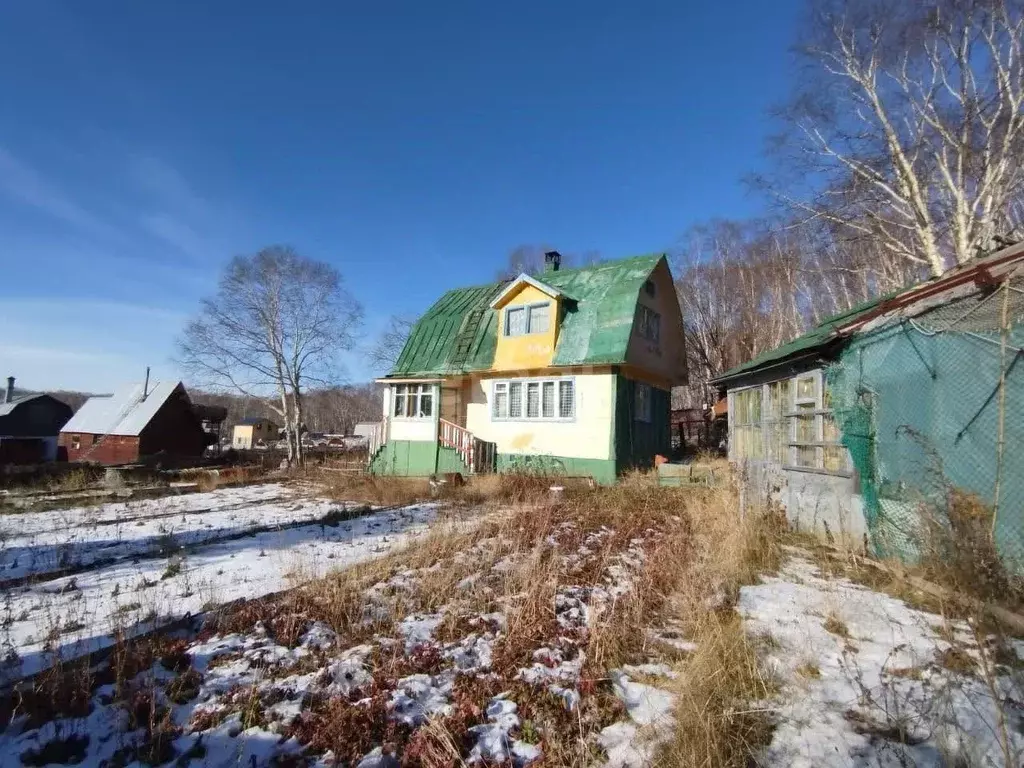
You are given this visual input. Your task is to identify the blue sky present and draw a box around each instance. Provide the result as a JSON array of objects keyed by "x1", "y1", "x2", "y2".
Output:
[{"x1": 0, "y1": 0, "x2": 799, "y2": 393}]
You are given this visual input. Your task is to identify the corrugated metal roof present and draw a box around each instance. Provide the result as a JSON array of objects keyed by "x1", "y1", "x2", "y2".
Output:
[
  {"x1": 711, "y1": 239, "x2": 1024, "y2": 385},
  {"x1": 387, "y1": 253, "x2": 666, "y2": 377},
  {"x1": 0, "y1": 393, "x2": 49, "y2": 418},
  {"x1": 710, "y1": 296, "x2": 888, "y2": 385},
  {"x1": 60, "y1": 380, "x2": 184, "y2": 436}
]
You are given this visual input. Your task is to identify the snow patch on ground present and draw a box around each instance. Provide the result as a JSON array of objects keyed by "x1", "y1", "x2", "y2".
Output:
[
  {"x1": 598, "y1": 669, "x2": 676, "y2": 768},
  {"x1": 1, "y1": 489, "x2": 437, "y2": 683},
  {"x1": 468, "y1": 696, "x2": 542, "y2": 766},
  {"x1": 740, "y1": 556, "x2": 1024, "y2": 768}
]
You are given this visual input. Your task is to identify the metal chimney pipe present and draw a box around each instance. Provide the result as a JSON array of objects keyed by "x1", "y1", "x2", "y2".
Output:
[
  {"x1": 143, "y1": 367, "x2": 150, "y2": 400},
  {"x1": 4, "y1": 377, "x2": 13, "y2": 404},
  {"x1": 544, "y1": 250, "x2": 562, "y2": 272}
]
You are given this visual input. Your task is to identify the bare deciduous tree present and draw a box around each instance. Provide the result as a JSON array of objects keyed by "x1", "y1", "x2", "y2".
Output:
[
  {"x1": 179, "y1": 245, "x2": 363, "y2": 466},
  {"x1": 369, "y1": 314, "x2": 416, "y2": 374},
  {"x1": 771, "y1": 0, "x2": 1024, "y2": 276}
]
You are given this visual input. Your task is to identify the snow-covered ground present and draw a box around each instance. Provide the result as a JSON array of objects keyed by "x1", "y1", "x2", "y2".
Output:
[
  {"x1": 741, "y1": 555, "x2": 1024, "y2": 768},
  {"x1": 0, "y1": 509, "x2": 679, "y2": 768},
  {"x1": 0, "y1": 485, "x2": 437, "y2": 683},
  {"x1": 0, "y1": 483, "x2": 352, "y2": 583}
]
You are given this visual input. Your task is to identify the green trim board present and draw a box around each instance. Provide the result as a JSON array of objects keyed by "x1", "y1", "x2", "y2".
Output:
[
  {"x1": 388, "y1": 254, "x2": 667, "y2": 378},
  {"x1": 496, "y1": 453, "x2": 618, "y2": 485}
]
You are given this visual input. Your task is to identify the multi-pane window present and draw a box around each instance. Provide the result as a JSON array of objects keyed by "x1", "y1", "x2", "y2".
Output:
[
  {"x1": 732, "y1": 388, "x2": 763, "y2": 460},
  {"x1": 729, "y1": 370, "x2": 850, "y2": 473},
  {"x1": 542, "y1": 381, "x2": 556, "y2": 418},
  {"x1": 526, "y1": 383, "x2": 540, "y2": 418},
  {"x1": 493, "y1": 383, "x2": 509, "y2": 419},
  {"x1": 530, "y1": 303, "x2": 551, "y2": 334},
  {"x1": 508, "y1": 382, "x2": 523, "y2": 418},
  {"x1": 492, "y1": 378, "x2": 575, "y2": 421},
  {"x1": 635, "y1": 383, "x2": 652, "y2": 423},
  {"x1": 764, "y1": 379, "x2": 791, "y2": 462},
  {"x1": 558, "y1": 380, "x2": 574, "y2": 418},
  {"x1": 393, "y1": 383, "x2": 433, "y2": 418},
  {"x1": 637, "y1": 305, "x2": 660, "y2": 344},
  {"x1": 504, "y1": 303, "x2": 552, "y2": 336}
]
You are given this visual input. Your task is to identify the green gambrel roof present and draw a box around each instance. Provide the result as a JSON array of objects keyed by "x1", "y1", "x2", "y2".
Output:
[
  {"x1": 711, "y1": 293, "x2": 890, "y2": 385},
  {"x1": 388, "y1": 253, "x2": 665, "y2": 377}
]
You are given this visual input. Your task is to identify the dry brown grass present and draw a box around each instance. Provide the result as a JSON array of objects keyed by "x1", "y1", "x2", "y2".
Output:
[
  {"x1": 16, "y1": 467, "x2": 797, "y2": 768},
  {"x1": 46, "y1": 468, "x2": 100, "y2": 493},
  {"x1": 658, "y1": 612, "x2": 777, "y2": 768},
  {"x1": 318, "y1": 472, "x2": 433, "y2": 507}
]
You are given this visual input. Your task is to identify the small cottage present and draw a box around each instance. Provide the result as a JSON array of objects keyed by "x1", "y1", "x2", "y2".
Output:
[
  {"x1": 59, "y1": 379, "x2": 210, "y2": 464},
  {"x1": 713, "y1": 241, "x2": 1024, "y2": 571},
  {"x1": 368, "y1": 252, "x2": 687, "y2": 483},
  {"x1": 232, "y1": 418, "x2": 280, "y2": 449},
  {"x1": 0, "y1": 377, "x2": 73, "y2": 463}
]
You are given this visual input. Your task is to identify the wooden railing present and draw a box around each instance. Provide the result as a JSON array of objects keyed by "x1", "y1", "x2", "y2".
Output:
[
  {"x1": 439, "y1": 418, "x2": 476, "y2": 472},
  {"x1": 366, "y1": 418, "x2": 387, "y2": 465}
]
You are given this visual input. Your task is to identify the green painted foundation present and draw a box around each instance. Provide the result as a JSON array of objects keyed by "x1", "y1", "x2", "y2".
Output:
[
  {"x1": 369, "y1": 440, "x2": 469, "y2": 477},
  {"x1": 371, "y1": 374, "x2": 668, "y2": 485},
  {"x1": 496, "y1": 454, "x2": 618, "y2": 485}
]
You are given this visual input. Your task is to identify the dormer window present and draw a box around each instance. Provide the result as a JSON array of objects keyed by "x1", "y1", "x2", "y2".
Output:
[{"x1": 504, "y1": 302, "x2": 551, "y2": 337}]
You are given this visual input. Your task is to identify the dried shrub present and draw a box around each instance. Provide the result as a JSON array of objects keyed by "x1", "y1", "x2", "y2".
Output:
[{"x1": 919, "y1": 489, "x2": 1018, "y2": 606}]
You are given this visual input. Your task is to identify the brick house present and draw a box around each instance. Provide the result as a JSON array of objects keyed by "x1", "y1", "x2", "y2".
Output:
[{"x1": 58, "y1": 380, "x2": 210, "y2": 464}]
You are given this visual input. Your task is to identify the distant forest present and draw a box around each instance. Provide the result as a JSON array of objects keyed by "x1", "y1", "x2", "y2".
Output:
[{"x1": 43, "y1": 384, "x2": 381, "y2": 436}]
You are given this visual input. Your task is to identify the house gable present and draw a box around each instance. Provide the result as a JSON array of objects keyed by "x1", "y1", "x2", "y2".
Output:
[
  {"x1": 489, "y1": 273, "x2": 563, "y2": 310},
  {"x1": 623, "y1": 257, "x2": 688, "y2": 386},
  {"x1": 492, "y1": 281, "x2": 563, "y2": 371}
]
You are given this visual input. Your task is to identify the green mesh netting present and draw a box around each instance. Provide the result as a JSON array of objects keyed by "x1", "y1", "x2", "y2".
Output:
[{"x1": 826, "y1": 284, "x2": 1024, "y2": 573}]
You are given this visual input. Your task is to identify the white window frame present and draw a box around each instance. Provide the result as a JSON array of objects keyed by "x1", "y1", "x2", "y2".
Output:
[
  {"x1": 491, "y1": 376, "x2": 575, "y2": 422},
  {"x1": 392, "y1": 383, "x2": 434, "y2": 420},
  {"x1": 635, "y1": 382, "x2": 652, "y2": 423},
  {"x1": 504, "y1": 302, "x2": 552, "y2": 337}
]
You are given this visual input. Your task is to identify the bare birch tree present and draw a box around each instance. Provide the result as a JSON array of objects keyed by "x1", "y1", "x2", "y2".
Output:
[
  {"x1": 771, "y1": 0, "x2": 1024, "y2": 276},
  {"x1": 179, "y1": 246, "x2": 363, "y2": 466}
]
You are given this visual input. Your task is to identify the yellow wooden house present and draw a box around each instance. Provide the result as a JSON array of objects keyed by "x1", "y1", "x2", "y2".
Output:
[{"x1": 369, "y1": 252, "x2": 687, "y2": 483}]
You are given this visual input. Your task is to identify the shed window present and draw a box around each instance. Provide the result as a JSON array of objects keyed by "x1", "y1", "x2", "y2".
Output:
[
  {"x1": 71, "y1": 435, "x2": 81, "y2": 450},
  {"x1": 732, "y1": 388, "x2": 763, "y2": 460},
  {"x1": 730, "y1": 369, "x2": 850, "y2": 474}
]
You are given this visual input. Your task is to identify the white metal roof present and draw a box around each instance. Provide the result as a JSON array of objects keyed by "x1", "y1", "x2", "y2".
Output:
[
  {"x1": 0, "y1": 392, "x2": 49, "y2": 418},
  {"x1": 60, "y1": 380, "x2": 184, "y2": 437},
  {"x1": 488, "y1": 273, "x2": 564, "y2": 309}
]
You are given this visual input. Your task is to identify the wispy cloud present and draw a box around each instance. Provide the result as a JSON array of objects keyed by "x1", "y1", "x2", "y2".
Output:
[
  {"x1": 128, "y1": 153, "x2": 237, "y2": 262},
  {"x1": 0, "y1": 147, "x2": 120, "y2": 240}
]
